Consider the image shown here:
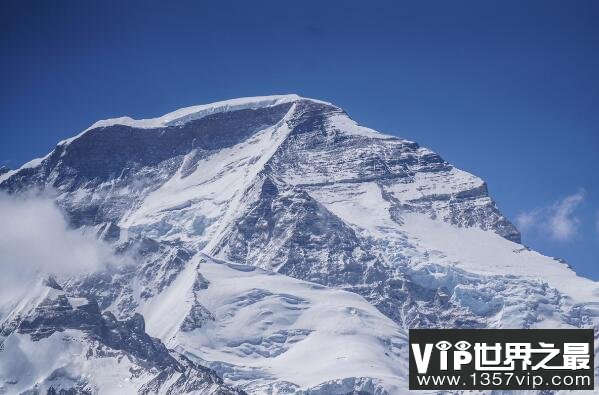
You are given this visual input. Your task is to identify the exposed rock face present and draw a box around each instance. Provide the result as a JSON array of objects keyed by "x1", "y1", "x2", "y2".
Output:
[{"x1": 1, "y1": 95, "x2": 597, "y2": 394}]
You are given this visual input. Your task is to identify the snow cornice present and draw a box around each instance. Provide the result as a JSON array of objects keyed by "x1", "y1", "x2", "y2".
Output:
[{"x1": 57, "y1": 94, "x2": 332, "y2": 146}]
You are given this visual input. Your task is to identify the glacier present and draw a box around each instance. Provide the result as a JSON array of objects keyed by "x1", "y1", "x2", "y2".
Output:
[{"x1": 0, "y1": 94, "x2": 597, "y2": 394}]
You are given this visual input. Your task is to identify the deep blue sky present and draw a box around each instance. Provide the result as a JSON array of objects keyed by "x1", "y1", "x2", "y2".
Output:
[{"x1": 1, "y1": 1, "x2": 598, "y2": 278}]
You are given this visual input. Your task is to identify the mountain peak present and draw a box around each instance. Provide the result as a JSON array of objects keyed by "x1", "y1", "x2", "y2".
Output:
[{"x1": 83, "y1": 94, "x2": 329, "y2": 132}]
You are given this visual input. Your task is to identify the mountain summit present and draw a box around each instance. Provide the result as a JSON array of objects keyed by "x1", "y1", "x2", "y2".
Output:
[{"x1": 1, "y1": 95, "x2": 597, "y2": 394}]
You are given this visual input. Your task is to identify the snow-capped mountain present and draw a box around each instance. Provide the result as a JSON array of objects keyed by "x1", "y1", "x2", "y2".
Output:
[{"x1": 1, "y1": 94, "x2": 597, "y2": 394}]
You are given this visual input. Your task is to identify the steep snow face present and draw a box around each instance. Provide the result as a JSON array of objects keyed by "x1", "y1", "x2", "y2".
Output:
[
  {"x1": 0, "y1": 101, "x2": 294, "y2": 234},
  {"x1": 2, "y1": 94, "x2": 598, "y2": 393},
  {"x1": 119, "y1": 103, "x2": 297, "y2": 250}
]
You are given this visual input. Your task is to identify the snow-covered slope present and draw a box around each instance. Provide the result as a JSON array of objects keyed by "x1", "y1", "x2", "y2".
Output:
[
  {"x1": 1, "y1": 94, "x2": 597, "y2": 394},
  {"x1": 143, "y1": 254, "x2": 408, "y2": 394}
]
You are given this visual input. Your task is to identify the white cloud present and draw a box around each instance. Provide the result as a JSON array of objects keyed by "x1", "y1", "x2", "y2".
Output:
[
  {"x1": 0, "y1": 193, "x2": 119, "y2": 306},
  {"x1": 515, "y1": 211, "x2": 536, "y2": 233},
  {"x1": 516, "y1": 189, "x2": 585, "y2": 242}
]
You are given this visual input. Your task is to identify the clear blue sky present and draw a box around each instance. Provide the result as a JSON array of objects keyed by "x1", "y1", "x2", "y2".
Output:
[{"x1": 1, "y1": 1, "x2": 598, "y2": 278}]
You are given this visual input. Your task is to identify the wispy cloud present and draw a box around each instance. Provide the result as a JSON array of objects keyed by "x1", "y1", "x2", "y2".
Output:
[
  {"x1": 0, "y1": 193, "x2": 120, "y2": 305},
  {"x1": 516, "y1": 189, "x2": 585, "y2": 242}
]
